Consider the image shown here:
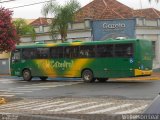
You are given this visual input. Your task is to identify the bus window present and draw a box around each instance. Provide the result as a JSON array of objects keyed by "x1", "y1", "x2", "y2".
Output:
[
  {"x1": 37, "y1": 48, "x2": 49, "y2": 59},
  {"x1": 22, "y1": 48, "x2": 37, "y2": 59},
  {"x1": 12, "y1": 49, "x2": 21, "y2": 62},
  {"x1": 97, "y1": 44, "x2": 113, "y2": 57},
  {"x1": 79, "y1": 45, "x2": 96, "y2": 58},
  {"x1": 51, "y1": 47, "x2": 63, "y2": 58},
  {"x1": 115, "y1": 44, "x2": 133, "y2": 57},
  {"x1": 64, "y1": 46, "x2": 79, "y2": 58}
]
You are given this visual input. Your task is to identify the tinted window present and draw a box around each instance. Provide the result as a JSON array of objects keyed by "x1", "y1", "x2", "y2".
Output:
[
  {"x1": 97, "y1": 44, "x2": 113, "y2": 57},
  {"x1": 12, "y1": 49, "x2": 21, "y2": 61},
  {"x1": 79, "y1": 45, "x2": 96, "y2": 58},
  {"x1": 64, "y1": 46, "x2": 79, "y2": 58},
  {"x1": 115, "y1": 44, "x2": 133, "y2": 57},
  {"x1": 22, "y1": 48, "x2": 37, "y2": 59},
  {"x1": 51, "y1": 47, "x2": 63, "y2": 58},
  {"x1": 37, "y1": 48, "x2": 49, "y2": 59}
]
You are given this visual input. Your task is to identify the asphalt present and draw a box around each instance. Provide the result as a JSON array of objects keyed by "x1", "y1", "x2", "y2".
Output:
[{"x1": 0, "y1": 72, "x2": 160, "y2": 120}]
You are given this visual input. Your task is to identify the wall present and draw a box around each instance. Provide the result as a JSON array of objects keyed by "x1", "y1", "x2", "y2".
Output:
[{"x1": 135, "y1": 18, "x2": 160, "y2": 69}]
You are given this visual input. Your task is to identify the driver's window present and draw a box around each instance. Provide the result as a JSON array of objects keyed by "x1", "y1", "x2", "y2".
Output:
[{"x1": 12, "y1": 49, "x2": 21, "y2": 62}]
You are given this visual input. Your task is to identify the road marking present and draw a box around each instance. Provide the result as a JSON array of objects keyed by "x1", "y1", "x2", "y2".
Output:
[
  {"x1": 0, "y1": 94, "x2": 15, "y2": 97},
  {"x1": 32, "y1": 101, "x2": 65, "y2": 110},
  {"x1": 88, "y1": 104, "x2": 132, "y2": 114},
  {"x1": 7, "y1": 90, "x2": 33, "y2": 93},
  {"x1": 66, "y1": 103, "x2": 113, "y2": 113},
  {"x1": 115, "y1": 105, "x2": 148, "y2": 114},
  {"x1": 9, "y1": 88, "x2": 45, "y2": 91},
  {"x1": 0, "y1": 101, "x2": 39, "y2": 109},
  {"x1": 19, "y1": 101, "x2": 64, "y2": 109},
  {"x1": 50, "y1": 102, "x2": 97, "y2": 112},
  {"x1": 48, "y1": 101, "x2": 81, "y2": 111},
  {"x1": 14, "y1": 100, "x2": 60, "y2": 109}
]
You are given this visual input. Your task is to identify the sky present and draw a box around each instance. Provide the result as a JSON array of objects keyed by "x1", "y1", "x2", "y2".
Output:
[{"x1": 0, "y1": 0, "x2": 160, "y2": 19}]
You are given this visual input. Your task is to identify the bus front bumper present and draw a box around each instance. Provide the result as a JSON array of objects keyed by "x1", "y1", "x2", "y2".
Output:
[{"x1": 134, "y1": 69, "x2": 152, "y2": 76}]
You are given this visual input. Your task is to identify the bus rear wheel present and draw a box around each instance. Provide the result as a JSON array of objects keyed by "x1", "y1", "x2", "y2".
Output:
[
  {"x1": 40, "y1": 77, "x2": 48, "y2": 81},
  {"x1": 82, "y1": 70, "x2": 95, "y2": 83},
  {"x1": 22, "y1": 69, "x2": 32, "y2": 81}
]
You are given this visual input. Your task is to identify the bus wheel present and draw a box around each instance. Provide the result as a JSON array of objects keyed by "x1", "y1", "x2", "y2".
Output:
[
  {"x1": 82, "y1": 70, "x2": 94, "y2": 83},
  {"x1": 40, "y1": 77, "x2": 48, "y2": 81},
  {"x1": 22, "y1": 69, "x2": 32, "y2": 81}
]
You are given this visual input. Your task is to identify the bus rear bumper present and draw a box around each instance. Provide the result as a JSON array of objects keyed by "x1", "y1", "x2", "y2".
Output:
[{"x1": 134, "y1": 69, "x2": 152, "y2": 76}]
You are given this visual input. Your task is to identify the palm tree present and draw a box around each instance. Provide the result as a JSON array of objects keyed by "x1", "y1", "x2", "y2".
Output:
[
  {"x1": 13, "y1": 18, "x2": 35, "y2": 44},
  {"x1": 42, "y1": 0, "x2": 80, "y2": 42}
]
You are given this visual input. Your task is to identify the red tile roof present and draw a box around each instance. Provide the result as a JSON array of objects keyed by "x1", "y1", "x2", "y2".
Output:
[
  {"x1": 75, "y1": 0, "x2": 134, "y2": 22},
  {"x1": 29, "y1": 0, "x2": 160, "y2": 26},
  {"x1": 133, "y1": 8, "x2": 160, "y2": 19},
  {"x1": 30, "y1": 17, "x2": 52, "y2": 26},
  {"x1": 75, "y1": 0, "x2": 160, "y2": 22}
]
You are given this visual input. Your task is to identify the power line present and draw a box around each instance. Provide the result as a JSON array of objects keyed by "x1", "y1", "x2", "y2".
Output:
[
  {"x1": 0, "y1": 0, "x2": 16, "y2": 3},
  {"x1": 8, "y1": 0, "x2": 50, "y2": 9}
]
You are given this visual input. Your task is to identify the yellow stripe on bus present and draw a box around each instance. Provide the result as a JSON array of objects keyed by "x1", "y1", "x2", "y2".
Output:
[
  {"x1": 34, "y1": 60, "x2": 57, "y2": 76},
  {"x1": 65, "y1": 59, "x2": 93, "y2": 77}
]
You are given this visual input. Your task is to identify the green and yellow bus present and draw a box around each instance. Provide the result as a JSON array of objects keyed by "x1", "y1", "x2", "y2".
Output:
[{"x1": 10, "y1": 38, "x2": 153, "y2": 82}]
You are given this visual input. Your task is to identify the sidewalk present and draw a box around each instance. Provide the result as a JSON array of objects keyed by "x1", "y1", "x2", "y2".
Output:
[{"x1": 113, "y1": 72, "x2": 160, "y2": 81}]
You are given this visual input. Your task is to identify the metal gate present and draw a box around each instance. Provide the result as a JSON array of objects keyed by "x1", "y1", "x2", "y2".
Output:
[{"x1": 0, "y1": 59, "x2": 9, "y2": 75}]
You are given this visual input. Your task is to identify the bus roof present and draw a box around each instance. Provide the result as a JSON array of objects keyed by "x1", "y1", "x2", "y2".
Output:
[{"x1": 16, "y1": 39, "x2": 150, "y2": 48}]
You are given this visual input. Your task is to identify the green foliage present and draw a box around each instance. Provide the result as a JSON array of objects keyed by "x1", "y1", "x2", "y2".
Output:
[
  {"x1": 42, "y1": 0, "x2": 80, "y2": 42},
  {"x1": 13, "y1": 18, "x2": 36, "y2": 43}
]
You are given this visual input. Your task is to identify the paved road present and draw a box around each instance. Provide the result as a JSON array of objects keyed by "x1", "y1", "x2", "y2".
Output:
[
  {"x1": 0, "y1": 77, "x2": 159, "y2": 99},
  {"x1": 0, "y1": 77, "x2": 159, "y2": 118}
]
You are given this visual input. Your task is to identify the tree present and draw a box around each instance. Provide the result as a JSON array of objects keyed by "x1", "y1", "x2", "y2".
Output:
[
  {"x1": 0, "y1": 7, "x2": 17, "y2": 52},
  {"x1": 42, "y1": 0, "x2": 80, "y2": 42},
  {"x1": 13, "y1": 18, "x2": 36, "y2": 44}
]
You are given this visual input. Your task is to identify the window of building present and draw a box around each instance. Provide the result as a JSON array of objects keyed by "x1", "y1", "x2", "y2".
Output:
[{"x1": 39, "y1": 26, "x2": 44, "y2": 33}]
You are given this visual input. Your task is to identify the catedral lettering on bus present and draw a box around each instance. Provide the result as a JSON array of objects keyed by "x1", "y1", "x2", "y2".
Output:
[
  {"x1": 10, "y1": 38, "x2": 153, "y2": 83},
  {"x1": 52, "y1": 60, "x2": 73, "y2": 68}
]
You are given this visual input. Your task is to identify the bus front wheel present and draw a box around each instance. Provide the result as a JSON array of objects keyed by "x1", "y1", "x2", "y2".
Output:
[
  {"x1": 22, "y1": 69, "x2": 32, "y2": 81},
  {"x1": 82, "y1": 70, "x2": 95, "y2": 83}
]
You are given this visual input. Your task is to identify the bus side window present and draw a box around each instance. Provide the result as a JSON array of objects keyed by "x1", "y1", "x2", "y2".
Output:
[
  {"x1": 51, "y1": 47, "x2": 63, "y2": 58},
  {"x1": 79, "y1": 45, "x2": 96, "y2": 58},
  {"x1": 64, "y1": 46, "x2": 79, "y2": 58},
  {"x1": 12, "y1": 49, "x2": 21, "y2": 62},
  {"x1": 97, "y1": 44, "x2": 113, "y2": 57},
  {"x1": 22, "y1": 48, "x2": 36, "y2": 59},
  {"x1": 115, "y1": 44, "x2": 133, "y2": 57},
  {"x1": 37, "y1": 48, "x2": 49, "y2": 59}
]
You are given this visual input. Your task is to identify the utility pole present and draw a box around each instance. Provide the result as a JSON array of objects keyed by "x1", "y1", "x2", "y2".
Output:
[{"x1": 139, "y1": 0, "x2": 143, "y2": 9}]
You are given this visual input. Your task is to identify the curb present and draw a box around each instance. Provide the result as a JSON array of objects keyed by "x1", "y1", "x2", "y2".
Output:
[{"x1": 112, "y1": 77, "x2": 159, "y2": 81}]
